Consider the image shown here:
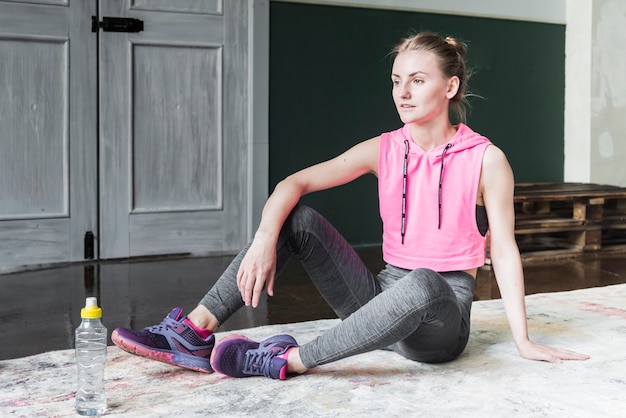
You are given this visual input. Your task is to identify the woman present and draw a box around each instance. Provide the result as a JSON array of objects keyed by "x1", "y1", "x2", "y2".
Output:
[{"x1": 112, "y1": 32, "x2": 589, "y2": 380}]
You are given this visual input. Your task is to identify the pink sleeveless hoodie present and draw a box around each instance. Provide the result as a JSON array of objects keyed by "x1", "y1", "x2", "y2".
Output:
[{"x1": 378, "y1": 123, "x2": 492, "y2": 271}]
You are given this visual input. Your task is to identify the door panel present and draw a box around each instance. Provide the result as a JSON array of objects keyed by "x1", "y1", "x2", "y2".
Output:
[
  {"x1": 0, "y1": 39, "x2": 68, "y2": 218},
  {"x1": 132, "y1": 44, "x2": 222, "y2": 212},
  {"x1": 0, "y1": 0, "x2": 97, "y2": 271},
  {"x1": 98, "y1": 0, "x2": 249, "y2": 259},
  {"x1": 131, "y1": 0, "x2": 221, "y2": 14}
]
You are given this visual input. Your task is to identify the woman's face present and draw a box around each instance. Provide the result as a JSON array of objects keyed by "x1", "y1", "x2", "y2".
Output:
[{"x1": 391, "y1": 50, "x2": 459, "y2": 125}]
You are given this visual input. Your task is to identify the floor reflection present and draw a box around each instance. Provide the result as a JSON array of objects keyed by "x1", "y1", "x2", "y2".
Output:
[{"x1": 1, "y1": 247, "x2": 625, "y2": 360}]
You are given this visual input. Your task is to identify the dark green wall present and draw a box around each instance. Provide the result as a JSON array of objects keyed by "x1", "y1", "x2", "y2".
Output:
[{"x1": 269, "y1": 2, "x2": 566, "y2": 246}]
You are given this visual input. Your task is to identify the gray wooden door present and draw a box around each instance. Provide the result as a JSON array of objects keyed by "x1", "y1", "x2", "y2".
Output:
[
  {"x1": 0, "y1": 0, "x2": 250, "y2": 270},
  {"x1": 97, "y1": 0, "x2": 249, "y2": 259},
  {"x1": 0, "y1": 0, "x2": 98, "y2": 272}
]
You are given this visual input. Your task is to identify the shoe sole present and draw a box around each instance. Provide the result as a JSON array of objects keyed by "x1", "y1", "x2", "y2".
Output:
[{"x1": 111, "y1": 329, "x2": 214, "y2": 373}]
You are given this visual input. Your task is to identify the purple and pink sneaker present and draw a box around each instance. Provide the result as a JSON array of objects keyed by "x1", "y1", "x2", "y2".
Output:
[
  {"x1": 211, "y1": 334, "x2": 299, "y2": 380},
  {"x1": 112, "y1": 307, "x2": 214, "y2": 373}
]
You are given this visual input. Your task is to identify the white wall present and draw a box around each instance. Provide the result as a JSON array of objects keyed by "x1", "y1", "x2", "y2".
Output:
[
  {"x1": 564, "y1": 0, "x2": 593, "y2": 182},
  {"x1": 590, "y1": 0, "x2": 626, "y2": 186},
  {"x1": 565, "y1": 0, "x2": 626, "y2": 186}
]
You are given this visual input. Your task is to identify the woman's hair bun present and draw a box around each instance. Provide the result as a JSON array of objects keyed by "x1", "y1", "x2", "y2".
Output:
[{"x1": 445, "y1": 36, "x2": 467, "y2": 58}]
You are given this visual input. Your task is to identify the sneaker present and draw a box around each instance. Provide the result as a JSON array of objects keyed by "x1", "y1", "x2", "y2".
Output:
[
  {"x1": 111, "y1": 307, "x2": 214, "y2": 373},
  {"x1": 211, "y1": 334, "x2": 299, "y2": 380}
]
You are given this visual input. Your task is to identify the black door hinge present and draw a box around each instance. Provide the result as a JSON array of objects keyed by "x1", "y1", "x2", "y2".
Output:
[
  {"x1": 92, "y1": 16, "x2": 144, "y2": 33},
  {"x1": 84, "y1": 231, "x2": 95, "y2": 260}
]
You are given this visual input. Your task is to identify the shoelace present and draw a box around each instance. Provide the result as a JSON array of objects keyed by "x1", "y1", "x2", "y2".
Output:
[
  {"x1": 243, "y1": 346, "x2": 279, "y2": 376},
  {"x1": 148, "y1": 316, "x2": 176, "y2": 333}
]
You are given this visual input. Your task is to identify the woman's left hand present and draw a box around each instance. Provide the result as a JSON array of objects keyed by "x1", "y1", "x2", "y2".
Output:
[{"x1": 516, "y1": 339, "x2": 590, "y2": 363}]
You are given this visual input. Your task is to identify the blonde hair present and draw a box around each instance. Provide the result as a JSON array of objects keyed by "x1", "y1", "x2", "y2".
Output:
[{"x1": 393, "y1": 32, "x2": 470, "y2": 123}]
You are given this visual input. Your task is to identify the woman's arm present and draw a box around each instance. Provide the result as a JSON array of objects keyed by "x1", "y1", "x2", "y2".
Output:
[
  {"x1": 481, "y1": 145, "x2": 589, "y2": 362},
  {"x1": 238, "y1": 136, "x2": 380, "y2": 307}
]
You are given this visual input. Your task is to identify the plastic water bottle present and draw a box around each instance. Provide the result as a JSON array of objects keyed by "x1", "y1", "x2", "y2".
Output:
[{"x1": 75, "y1": 297, "x2": 108, "y2": 416}]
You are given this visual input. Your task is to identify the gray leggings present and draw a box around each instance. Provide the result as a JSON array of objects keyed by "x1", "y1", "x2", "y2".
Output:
[{"x1": 200, "y1": 205, "x2": 475, "y2": 369}]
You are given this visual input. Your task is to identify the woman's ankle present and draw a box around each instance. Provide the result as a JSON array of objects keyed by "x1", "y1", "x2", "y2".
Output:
[
  {"x1": 285, "y1": 347, "x2": 308, "y2": 374},
  {"x1": 187, "y1": 305, "x2": 219, "y2": 331}
]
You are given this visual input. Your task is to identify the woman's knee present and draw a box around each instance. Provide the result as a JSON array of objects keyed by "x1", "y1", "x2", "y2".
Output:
[
  {"x1": 399, "y1": 345, "x2": 462, "y2": 364},
  {"x1": 283, "y1": 204, "x2": 321, "y2": 234}
]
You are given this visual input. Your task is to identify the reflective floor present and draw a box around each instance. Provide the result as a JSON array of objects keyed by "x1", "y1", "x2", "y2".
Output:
[{"x1": 2, "y1": 246, "x2": 626, "y2": 360}]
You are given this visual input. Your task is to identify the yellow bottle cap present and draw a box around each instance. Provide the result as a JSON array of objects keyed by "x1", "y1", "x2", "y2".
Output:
[{"x1": 81, "y1": 297, "x2": 102, "y2": 319}]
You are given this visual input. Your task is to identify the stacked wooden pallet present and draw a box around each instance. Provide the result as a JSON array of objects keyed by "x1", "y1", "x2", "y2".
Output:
[{"x1": 496, "y1": 182, "x2": 626, "y2": 261}]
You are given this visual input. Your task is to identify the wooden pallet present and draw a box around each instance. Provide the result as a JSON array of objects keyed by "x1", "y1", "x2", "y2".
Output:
[{"x1": 490, "y1": 182, "x2": 626, "y2": 262}]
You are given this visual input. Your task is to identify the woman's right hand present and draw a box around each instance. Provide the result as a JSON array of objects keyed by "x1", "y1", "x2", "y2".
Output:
[{"x1": 236, "y1": 233, "x2": 277, "y2": 308}]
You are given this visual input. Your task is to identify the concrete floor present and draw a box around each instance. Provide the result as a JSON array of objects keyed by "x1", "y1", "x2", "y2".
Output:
[{"x1": 2, "y1": 246, "x2": 626, "y2": 360}]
